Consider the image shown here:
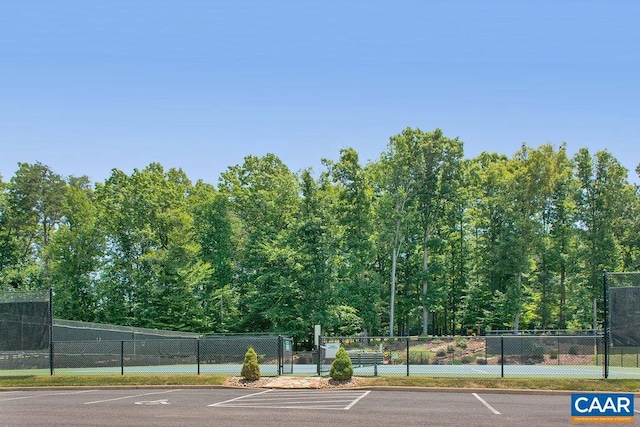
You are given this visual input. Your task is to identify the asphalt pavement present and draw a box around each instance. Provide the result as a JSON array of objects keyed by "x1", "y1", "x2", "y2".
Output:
[{"x1": 0, "y1": 386, "x2": 602, "y2": 426}]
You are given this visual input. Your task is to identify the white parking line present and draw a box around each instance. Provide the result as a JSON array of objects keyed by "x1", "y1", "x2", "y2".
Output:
[
  {"x1": 84, "y1": 389, "x2": 182, "y2": 405},
  {"x1": 0, "y1": 390, "x2": 97, "y2": 402},
  {"x1": 209, "y1": 389, "x2": 370, "y2": 410},
  {"x1": 209, "y1": 389, "x2": 271, "y2": 407},
  {"x1": 472, "y1": 393, "x2": 501, "y2": 415},
  {"x1": 344, "y1": 390, "x2": 370, "y2": 410}
]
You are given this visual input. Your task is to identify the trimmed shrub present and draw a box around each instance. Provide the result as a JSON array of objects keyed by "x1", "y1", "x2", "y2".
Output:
[
  {"x1": 329, "y1": 346, "x2": 353, "y2": 381},
  {"x1": 241, "y1": 347, "x2": 260, "y2": 380}
]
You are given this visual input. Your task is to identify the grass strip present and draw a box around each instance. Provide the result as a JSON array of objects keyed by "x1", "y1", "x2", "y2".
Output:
[{"x1": 1, "y1": 375, "x2": 639, "y2": 392}]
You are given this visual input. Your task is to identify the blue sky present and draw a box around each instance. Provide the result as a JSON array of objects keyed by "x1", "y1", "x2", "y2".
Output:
[{"x1": 1, "y1": 1, "x2": 639, "y2": 185}]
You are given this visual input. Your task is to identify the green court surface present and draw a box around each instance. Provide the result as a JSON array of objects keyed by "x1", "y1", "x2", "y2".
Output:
[{"x1": 2, "y1": 363, "x2": 639, "y2": 379}]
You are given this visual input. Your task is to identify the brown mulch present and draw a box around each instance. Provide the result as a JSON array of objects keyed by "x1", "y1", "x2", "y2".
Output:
[
  {"x1": 224, "y1": 376, "x2": 365, "y2": 389},
  {"x1": 225, "y1": 377, "x2": 273, "y2": 388}
]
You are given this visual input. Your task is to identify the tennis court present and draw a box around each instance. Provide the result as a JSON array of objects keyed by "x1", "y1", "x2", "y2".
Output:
[{"x1": 4, "y1": 362, "x2": 638, "y2": 379}]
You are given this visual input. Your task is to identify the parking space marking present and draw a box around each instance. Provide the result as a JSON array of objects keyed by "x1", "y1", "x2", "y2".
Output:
[
  {"x1": 84, "y1": 389, "x2": 182, "y2": 405},
  {"x1": 209, "y1": 389, "x2": 370, "y2": 410},
  {"x1": 135, "y1": 399, "x2": 170, "y2": 405},
  {"x1": 208, "y1": 389, "x2": 271, "y2": 407},
  {"x1": 0, "y1": 390, "x2": 97, "y2": 402},
  {"x1": 344, "y1": 390, "x2": 370, "y2": 410},
  {"x1": 473, "y1": 393, "x2": 501, "y2": 415}
]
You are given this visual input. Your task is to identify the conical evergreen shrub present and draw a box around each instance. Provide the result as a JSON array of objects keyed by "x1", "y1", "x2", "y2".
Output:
[
  {"x1": 241, "y1": 347, "x2": 261, "y2": 380},
  {"x1": 329, "y1": 346, "x2": 353, "y2": 381}
]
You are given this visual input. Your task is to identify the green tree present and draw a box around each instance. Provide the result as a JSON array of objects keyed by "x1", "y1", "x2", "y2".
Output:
[
  {"x1": 524, "y1": 143, "x2": 580, "y2": 330},
  {"x1": 467, "y1": 152, "x2": 516, "y2": 330},
  {"x1": 325, "y1": 148, "x2": 380, "y2": 335},
  {"x1": 219, "y1": 154, "x2": 301, "y2": 334},
  {"x1": 191, "y1": 183, "x2": 239, "y2": 332},
  {"x1": 508, "y1": 144, "x2": 557, "y2": 331},
  {"x1": 94, "y1": 164, "x2": 209, "y2": 330},
  {"x1": 0, "y1": 162, "x2": 66, "y2": 290},
  {"x1": 290, "y1": 169, "x2": 338, "y2": 344},
  {"x1": 410, "y1": 129, "x2": 464, "y2": 335},
  {"x1": 372, "y1": 128, "x2": 464, "y2": 335},
  {"x1": 48, "y1": 179, "x2": 103, "y2": 321},
  {"x1": 573, "y1": 149, "x2": 628, "y2": 323},
  {"x1": 370, "y1": 132, "x2": 419, "y2": 336}
]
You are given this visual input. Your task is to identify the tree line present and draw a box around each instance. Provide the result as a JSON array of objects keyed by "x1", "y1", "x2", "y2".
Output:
[{"x1": 1, "y1": 128, "x2": 639, "y2": 348}]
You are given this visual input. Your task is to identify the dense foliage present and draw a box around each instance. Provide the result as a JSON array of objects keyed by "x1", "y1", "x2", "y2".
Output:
[{"x1": 2, "y1": 128, "x2": 639, "y2": 348}]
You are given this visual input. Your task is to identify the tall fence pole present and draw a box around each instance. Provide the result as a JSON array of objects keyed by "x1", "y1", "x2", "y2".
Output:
[
  {"x1": 316, "y1": 336, "x2": 322, "y2": 376},
  {"x1": 406, "y1": 337, "x2": 410, "y2": 377},
  {"x1": 603, "y1": 270, "x2": 609, "y2": 379},
  {"x1": 277, "y1": 335, "x2": 283, "y2": 376},
  {"x1": 49, "y1": 286, "x2": 54, "y2": 376},
  {"x1": 500, "y1": 336, "x2": 504, "y2": 378},
  {"x1": 197, "y1": 339, "x2": 201, "y2": 375}
]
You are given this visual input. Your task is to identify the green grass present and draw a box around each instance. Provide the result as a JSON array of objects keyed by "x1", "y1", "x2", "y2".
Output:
[
  {"x1": 1, "y1": 374, "x2": 639, "y2": 392},
  {"x1": 0, "y1": 374, "x2": 228, "y2": 388}
]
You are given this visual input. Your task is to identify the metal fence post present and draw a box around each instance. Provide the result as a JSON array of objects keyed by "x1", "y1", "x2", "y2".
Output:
[
  {"x1": 277, "y1": 335, "x2": 283, "y2": 376},
  {"x1": 197, "y1": 338, "x2": 201, "y2": 375},
  {"x1": 120, "y1": 341, "x2": 124, "y2": 376},
  {"x1": 500, "y1": 336, "x2": 504, "y2": 378},
  {"x1": 406, "y1": 337, "x2": 410, "y2": 377},
  {"x1": 603, "y1": 270, "x2": 609, "y2": 379},
  {"x1": 49, "y1": 286, "x2": 54, "y2": 376},
  {"x1": 50, "y1": 341, "x2": 55, "y2": 376},
  {"x1": 316, "y1": 335, "x2": 322, "y2": 376}
]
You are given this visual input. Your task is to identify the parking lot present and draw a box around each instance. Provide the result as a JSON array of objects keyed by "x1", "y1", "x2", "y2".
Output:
[{"x1": 0, "y1": 386, "x2": 615, "y2": 426}]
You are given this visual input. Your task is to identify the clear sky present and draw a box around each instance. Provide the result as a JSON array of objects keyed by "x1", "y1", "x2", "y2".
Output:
[{"x1": 1, "y1": 1, "x2": 639, "y2": 185}]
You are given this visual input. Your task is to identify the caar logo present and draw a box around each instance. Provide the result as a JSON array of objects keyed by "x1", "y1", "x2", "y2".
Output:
[{"x1": 571, "y1": 393, "x2": 635, "y2": 423}]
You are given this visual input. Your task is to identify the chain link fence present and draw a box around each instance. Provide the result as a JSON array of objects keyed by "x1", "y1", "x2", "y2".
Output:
[
  {"x1": 5, "y1": 272, "x2": 640, "y2": 380},
  {"x1": 318, "y1": 334, "x2": 614, "y2": 379},
  {"x1": 1, "y1": 335, "x2": 293, "y2": 376}
]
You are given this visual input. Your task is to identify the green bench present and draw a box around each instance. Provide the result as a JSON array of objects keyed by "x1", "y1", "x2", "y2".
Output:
[{"x1": 347, "y1": 350, "x2": 383, "y2": 367}]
